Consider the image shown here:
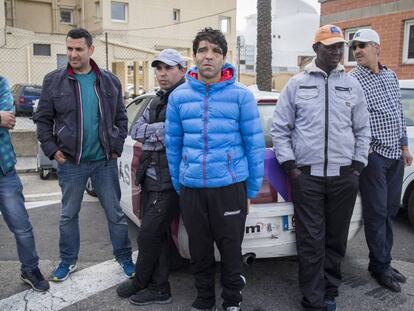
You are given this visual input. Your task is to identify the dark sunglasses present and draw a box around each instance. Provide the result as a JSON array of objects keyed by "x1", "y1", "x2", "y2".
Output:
[{"x1": 351, "y1": 42, "x2": 368, "y2": 51}]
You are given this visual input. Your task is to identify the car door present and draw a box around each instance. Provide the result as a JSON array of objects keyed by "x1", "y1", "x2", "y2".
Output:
[{"x1": 118, "y1": 95, "x2": 155, "y2": 225}]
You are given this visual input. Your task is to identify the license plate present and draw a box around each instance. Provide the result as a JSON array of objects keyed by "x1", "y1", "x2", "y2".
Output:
[{"x1": 282, "y1": 215, "x2": 295, "y2": 231}]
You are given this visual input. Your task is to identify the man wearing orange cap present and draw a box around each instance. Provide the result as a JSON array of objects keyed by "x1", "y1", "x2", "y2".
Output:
[{"x1": 271, "y1": 25, "x2": 371, "y2": 311}]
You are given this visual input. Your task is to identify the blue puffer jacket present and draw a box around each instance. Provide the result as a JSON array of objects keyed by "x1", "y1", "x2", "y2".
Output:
[{"x1": 165, "y1": 63, "x2": 265, "y2": 198}]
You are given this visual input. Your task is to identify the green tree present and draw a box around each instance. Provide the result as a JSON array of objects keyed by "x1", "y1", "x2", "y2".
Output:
[{"x1": 256, "y1": 0, "x2": 272, "y2": 91}]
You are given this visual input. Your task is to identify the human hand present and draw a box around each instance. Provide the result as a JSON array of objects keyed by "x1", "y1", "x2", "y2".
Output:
[
  {"x1": 0, "y1": 111, "x2": 16, "y2": 129},
  {"x1": 289, "y1": 168, "x2": 302, "y2": 180},
  {"x1": 111, "y1": 153, "x2": 119, "y2": 159},
  {"x1": 54, "y1": 150, "x2": 66, "y2": 165},
  {"x1": 402, "y1": 146, "x2": 413, "y2": 167}
]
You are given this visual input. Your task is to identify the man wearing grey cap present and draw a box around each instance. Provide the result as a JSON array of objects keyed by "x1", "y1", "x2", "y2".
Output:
[
  {"x1": 116, "y1": 48, "x2": 186, "y2": 306},
  {"x1": 350, "y1": 29, "x2": 412, "y2": 293}
]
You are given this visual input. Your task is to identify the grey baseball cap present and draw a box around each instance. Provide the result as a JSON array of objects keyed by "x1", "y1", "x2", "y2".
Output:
[{"x1": 151, "y1": 49, "x2": 185, "y2": 67}]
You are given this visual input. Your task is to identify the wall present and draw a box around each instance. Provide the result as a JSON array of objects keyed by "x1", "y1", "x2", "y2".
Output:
[{"x1": 320, "y1": 0, "x2": 414, "y2": 79}]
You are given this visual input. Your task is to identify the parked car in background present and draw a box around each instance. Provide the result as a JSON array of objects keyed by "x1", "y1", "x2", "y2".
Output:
[
  {"x1": 399, "y1": 80, "x2": 414, "y2": 226},
  {"x1": 111, "y1": 89, "x2": 363, "y2": 262},
  {"x1": 11, "y1": 84, "x2": 42, "y2": 116}
]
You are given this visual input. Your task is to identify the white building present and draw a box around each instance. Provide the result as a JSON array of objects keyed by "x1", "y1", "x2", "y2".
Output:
[{"x1": 238, "y1": 0, "x2": 319, "y2": 73}]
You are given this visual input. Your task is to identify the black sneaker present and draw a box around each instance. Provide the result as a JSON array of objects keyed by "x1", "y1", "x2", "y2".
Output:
[
  {"x1": 116, "y1": 279, "x2": 141, "y2": 298},
  {"x1": 21, "y1": 268, "x2": 50, "y2": 292},
  {"x1": 391, "y1": 267, "x2": 407, "y2": 283},
  {"x1": 129, "y1": 289, "x2": 172, "y2": 306}
]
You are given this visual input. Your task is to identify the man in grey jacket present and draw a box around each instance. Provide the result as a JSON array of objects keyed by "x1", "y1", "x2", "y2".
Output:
[{"x1": 271, "y1": 25, "x2": 371, "y2": 311}]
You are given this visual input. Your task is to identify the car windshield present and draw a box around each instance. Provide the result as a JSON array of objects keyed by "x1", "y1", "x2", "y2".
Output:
[
  {"x1": 24, "y1": 86, "x2": 42, "y2": 96},
  {"x1": 402, "y1": 88, "x2": 414, "y2": 126}
]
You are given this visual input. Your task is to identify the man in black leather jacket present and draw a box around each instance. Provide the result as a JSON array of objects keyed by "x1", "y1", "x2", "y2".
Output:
[{"x1": 34, "y1": 28, "x2": 133, "y2": 282}]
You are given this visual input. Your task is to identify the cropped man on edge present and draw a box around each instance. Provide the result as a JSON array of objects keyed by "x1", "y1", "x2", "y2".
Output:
[{"x1": 0, "y1": 75, "x2": 49, "y2": 292}]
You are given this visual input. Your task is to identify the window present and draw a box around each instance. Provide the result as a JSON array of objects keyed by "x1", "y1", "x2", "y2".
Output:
[
  {"x1": 403, "y1": 20, "x2": 414, "y2": 64},
  {"x1": 33, "y1": 44, "x2": 51, "y2": 56},
  {"x1": 173, "y1": 9, "x2": 180, "y2": 22},
  {"x1": 126, "y1": 96, "x2": 153, "y2": 133},
  {"x1": 402, "y1": 87, "x2": 414, "y2": 125},
  {"x1": 57, "y1": 54, "x2": 67, "y2": 69},
  {"x1": 23, "y1": 86, "x2": 42, "y2": 97},
  {"x1": 219, "y1": 16, "x2": 231, "y2": 34},
  {"x1": 111, "y1": 1, "x2": 128, "y2": 22},
  {"x1": 344, "y1": 26, "x2": 370, "y2": 66},
  {"x1": 60, "y1": 9, "x2": 73, "y2": 24},
  {"x1": 95, "y1": 1, "x2": 101, "y2": 19}
]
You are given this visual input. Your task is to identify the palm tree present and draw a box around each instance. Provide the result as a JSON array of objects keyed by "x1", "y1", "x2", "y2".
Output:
[{"x1": 256, "y1": 0, "x2": 272, "y2": 91}]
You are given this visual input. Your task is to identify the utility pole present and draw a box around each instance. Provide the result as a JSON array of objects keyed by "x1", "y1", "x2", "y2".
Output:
[{"x1": 105, "y1": 32, "x2": 109, "y2": 71}]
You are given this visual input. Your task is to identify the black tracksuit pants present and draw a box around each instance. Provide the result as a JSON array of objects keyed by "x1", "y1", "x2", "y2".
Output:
[
  {"x1": 133, "y1": 184, "x2": 179, "y2": 295},
  {"x1": 180, "y1": 182, "x2": 247, "y2": 310},
  {"x1": 291, "y1": 169, "x2": 359, "y2": 311}
]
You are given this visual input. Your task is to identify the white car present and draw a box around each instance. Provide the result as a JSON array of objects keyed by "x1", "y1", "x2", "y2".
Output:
[
  {"x1": 399, "y1": 80, "x2": 414, "y2": 226},
  {"x1": 117, "y1": 91, "x2": 363, "y2": 262}
]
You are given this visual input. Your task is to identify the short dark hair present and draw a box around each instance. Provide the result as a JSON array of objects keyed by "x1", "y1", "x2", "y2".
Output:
[
  {"x1": 192, "y1": 27, "x2": 227, "y2": 56},
  {"x1": 66, "y1": 28, "x2": 93, "y2": 47}
]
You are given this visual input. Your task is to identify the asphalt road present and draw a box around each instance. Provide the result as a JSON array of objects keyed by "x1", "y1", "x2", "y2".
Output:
[{"x1": 1, "y1": 199, "x2": 414, "y2": 311}]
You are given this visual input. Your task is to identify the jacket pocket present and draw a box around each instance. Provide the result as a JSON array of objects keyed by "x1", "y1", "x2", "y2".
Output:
[
  {"x1": 334, "y1": 86, "x2": 353, "y2": 100},
  {"x1": 297, "y1": 85, "x2": 319, "y2": 100},
  {"x1": 52, "y1": 91, "x2": 74, "y2": 114}
]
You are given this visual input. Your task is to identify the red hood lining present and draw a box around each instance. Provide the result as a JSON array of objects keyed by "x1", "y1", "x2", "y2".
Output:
[{"x1": 189, "y1": 67, "x2": 234, "y2": 83}]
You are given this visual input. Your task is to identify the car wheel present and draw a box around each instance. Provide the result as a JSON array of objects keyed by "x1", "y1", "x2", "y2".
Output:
[
  {"x1": 39, "y1": 169, "x2": 50, "y2": 180},
  {"x1": 85, "y1": 178, "x2": 97, "y2": 197},
  {"x1": 407, "y1": 190, "x2": 414, "y2": 226}
]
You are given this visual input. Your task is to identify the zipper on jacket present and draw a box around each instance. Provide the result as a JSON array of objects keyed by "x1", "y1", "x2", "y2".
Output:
[
  {"x1": 323, "y1": 75, "x2": 329, "y2": 176},
  {"x1": 75, "y1": 80, "x2": 84, "y2": 164},
  {"x1": 227, "y1": 153, "x2": 236, "y2": 182},
  {"x1": 94, "y1": 83, "x2": 110, "y2": 160},
  {"x1": 203, "y1": 84, "x2": 209, "y2": 188}
]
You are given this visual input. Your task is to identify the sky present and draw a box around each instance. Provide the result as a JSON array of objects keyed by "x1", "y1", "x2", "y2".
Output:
[{"x1": 236, "y1": 0, "x2": 320, "y2": 30}]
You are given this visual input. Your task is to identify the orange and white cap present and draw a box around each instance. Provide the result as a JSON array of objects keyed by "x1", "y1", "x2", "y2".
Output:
[{"x1": 314, "y1": 25, "x2": 346, "y2": 45}]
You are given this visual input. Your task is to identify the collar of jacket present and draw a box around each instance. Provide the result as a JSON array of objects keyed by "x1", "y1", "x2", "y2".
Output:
[
  {"x1": 66, "y1": 58, "x2": 101, "y2": 78},
  {"x1": 156, "y1": 77, "x2": 185, "y2": 98},
  {"x1": 304, "y1": 58, "x2": 345, "y2": 77},
  {"x1": 186, "y1": 62, "x2": 236, "y2": 92}
]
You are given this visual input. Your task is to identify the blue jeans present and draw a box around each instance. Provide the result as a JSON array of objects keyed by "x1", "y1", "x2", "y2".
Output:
[
  {"x1": 57, "y1": 159, "x2": 132, "y2": 264},
  {"x1": 0, "y1": 169, "x2": 39, "y2": 272}
]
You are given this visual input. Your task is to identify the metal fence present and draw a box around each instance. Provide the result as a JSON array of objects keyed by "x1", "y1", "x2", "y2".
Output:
[{"x1": 0, "y1": 29, "x2": 197, "y2": 129}]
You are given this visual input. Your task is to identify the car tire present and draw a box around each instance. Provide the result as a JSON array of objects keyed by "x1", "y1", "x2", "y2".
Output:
[
  {"x1": 85, "y1": 178, "x2": 97, "y2": 197},
  {"x1": 39, "y1": 169, "x2": 50, "y2": 180},
  {"x1": 407, "y1": 190, "x2": 414, "y2": 227}
]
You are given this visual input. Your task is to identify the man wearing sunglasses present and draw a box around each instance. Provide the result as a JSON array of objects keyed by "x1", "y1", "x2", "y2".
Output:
[
  {"x1": 350, "y1": 29, "x2": 413, "y2": 293},
  {"x1": 272, "y1": 25, "x2": 370, "y2": 311}
]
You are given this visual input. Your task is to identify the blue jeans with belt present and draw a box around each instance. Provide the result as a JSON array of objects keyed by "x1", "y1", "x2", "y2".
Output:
[
  {"x1": 0, "y1": 169, "x2": 39, "y2": 272},
  {"x1": 360, "y1": 151, "x2": 404, "y2": 273},
  {"x1": 57, "y1": 159, "x2": 132, "y2": 265}
]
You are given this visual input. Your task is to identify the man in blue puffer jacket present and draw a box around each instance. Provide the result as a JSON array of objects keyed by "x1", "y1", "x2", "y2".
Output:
[{"x1": 165, "y1": 28, "x2": 265, "y2": 311}]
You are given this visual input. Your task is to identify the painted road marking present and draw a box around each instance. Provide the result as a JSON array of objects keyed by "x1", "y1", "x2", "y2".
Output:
[{"x1": 0, "y1": 252, "x2": 138, "y2": 311}]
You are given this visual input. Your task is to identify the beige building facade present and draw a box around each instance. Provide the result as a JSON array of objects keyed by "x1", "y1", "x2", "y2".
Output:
[{"x1": 0, "y1": 0, "x2": 236, "y2": 93}]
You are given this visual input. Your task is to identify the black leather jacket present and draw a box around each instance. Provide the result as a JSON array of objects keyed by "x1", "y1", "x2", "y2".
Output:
[{"x1": 34, "y1": 59, "x2": 128, "y2": 163}]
